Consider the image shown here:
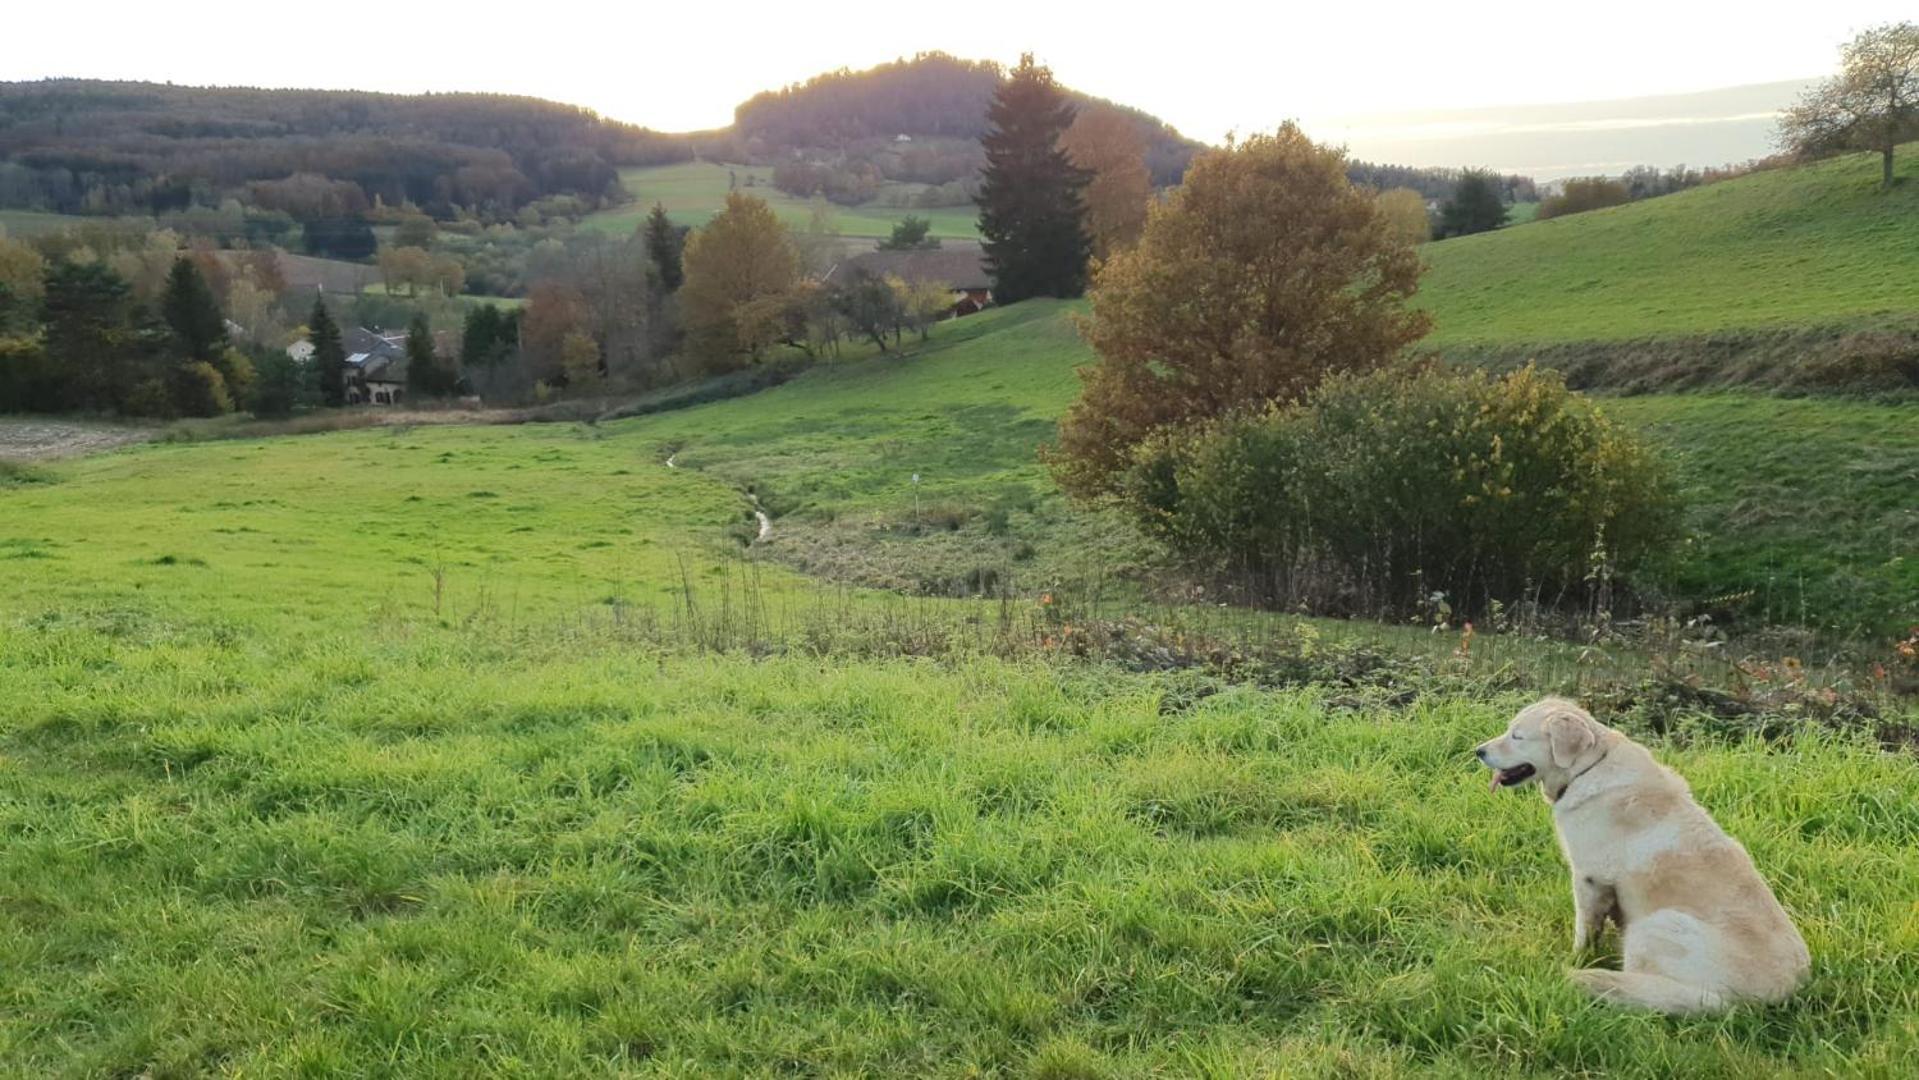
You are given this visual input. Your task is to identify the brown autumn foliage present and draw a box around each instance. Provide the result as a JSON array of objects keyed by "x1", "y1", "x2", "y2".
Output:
[
  {"x1": 1375, "y1": 187, "x2": 1432, "y2": 245},
  {"x1": 521, "y1": 282, "x2": 591, "y2": 383},
  {"x1": 1061, "y1": 106, "x2": 1153, "y2": 262},
  {"x1": 680, "y1": 192, "x2": 801, "y2": 370},
  {"x1": 1051, "y1": 123, "x2": 1432, "y2": 497}
]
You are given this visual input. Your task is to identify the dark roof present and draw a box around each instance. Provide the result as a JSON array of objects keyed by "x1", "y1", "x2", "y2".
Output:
[
  {"x1": 343, "y1": 326, "x2": 405, "y2": 358},
  {"x1": 825, "y1": 247, "x2": 991, "y2": 291}
]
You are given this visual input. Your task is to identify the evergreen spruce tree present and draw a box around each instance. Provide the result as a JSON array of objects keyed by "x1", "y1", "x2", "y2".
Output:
[
  {"x1": 309, "y1": 296, "x2": 348, "y2": 407},
  {"x1": 161, "y1": 257, "x2": 228, "y2": 364},
  {"x1": 643, "y1": 204, "x2": 684, "y2": 290},
  {"x1": 403, "y1": 313, "x2": 450, "y2": 398},
  {"x1": 1438, "y1": 170, "x2": 1508, "y2": 237},
  {"x1": 975, "y1": 54, "x2": 1092, "y2": 303}
]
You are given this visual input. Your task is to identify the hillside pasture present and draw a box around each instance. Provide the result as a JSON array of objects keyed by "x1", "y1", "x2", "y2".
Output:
[
  {"x1": 620, "y1": 302, "x2": 1919, "y2": 641},
  {"x1": 1418, "y1": 143, "x2": 1919, "y2": 346},
  {"x1": 587, "y1": 162, "x2": 980, "y2": 240},
  {"x1": 3, "y1": 412, "x2": 1918, "y2": 1075}
]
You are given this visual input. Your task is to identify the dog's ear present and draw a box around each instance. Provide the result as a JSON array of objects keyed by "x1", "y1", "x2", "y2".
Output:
[{"x1": 1546, "y1": 708, "x2": 1597, "y2": 769}]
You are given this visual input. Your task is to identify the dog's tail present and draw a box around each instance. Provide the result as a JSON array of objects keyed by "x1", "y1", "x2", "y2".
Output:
[{"x1": 1568, "y1": 969, "x2": 1727, "y2": 1014}]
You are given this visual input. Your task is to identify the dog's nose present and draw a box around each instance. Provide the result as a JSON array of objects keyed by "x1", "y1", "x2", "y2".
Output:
[{"x1": 1474, "y1": 746, "x2": 1488, "y2": 761}]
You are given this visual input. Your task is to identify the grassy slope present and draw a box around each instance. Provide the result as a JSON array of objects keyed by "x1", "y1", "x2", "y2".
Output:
[
  {"x1": 4, "y1": 313, "x2": 1918, "y2": 1073},
  {"x1": 616, "y1": 303, "x2": 1919, "y2": 638},
  {"x1": 1606, "y1": 395, "x2": 1919, "y2": 638},
  {"x1": 1419, "y1": 144, "x2": 1919, "y2": 345},
  {"x1": 586, "y1": 162, "x2": 980, "y2": 240}
]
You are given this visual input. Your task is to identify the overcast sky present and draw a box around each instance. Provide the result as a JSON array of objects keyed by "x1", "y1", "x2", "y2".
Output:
[{"x1": 7, "y1": 1, "x2": 1908, "y2": 149}]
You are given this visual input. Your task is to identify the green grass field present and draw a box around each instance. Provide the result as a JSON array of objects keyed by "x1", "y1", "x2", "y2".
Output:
[
  {"x1": 7, "y1": 140, "x2": 1919, "y2": 1073},
  {"x1": 5, "y1": 407, "x2": 1918, "y2": 1074},
  {"x1": 611, "y1": 302, "x2": 1919, "y2": 639},
  {"x1": 1418, "y1": 144, "x2": 1919, "y2": 346},
  {"x1": 585, "y1": 162, "x2": 981, "y2": 241}
]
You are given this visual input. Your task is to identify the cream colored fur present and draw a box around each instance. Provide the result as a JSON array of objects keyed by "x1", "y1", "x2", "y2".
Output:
[{"x1": 1476, "y1": 697, "x2": 1809, "y2": 1013}]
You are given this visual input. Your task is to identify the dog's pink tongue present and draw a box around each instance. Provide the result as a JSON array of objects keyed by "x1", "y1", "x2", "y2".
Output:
[{"x1": 1490, "y1": 771, "x2": 1504, "y2": 794}]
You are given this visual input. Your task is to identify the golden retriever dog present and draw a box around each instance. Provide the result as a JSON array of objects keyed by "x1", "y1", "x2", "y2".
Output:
[{"x1": 1475, "y1": 697, "x2": 1809, "y2": 1013}]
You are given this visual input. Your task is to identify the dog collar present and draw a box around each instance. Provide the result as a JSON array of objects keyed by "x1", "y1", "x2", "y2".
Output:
[{"x1": 1549, "y1": 744, "x2": 1613, "y2": 805}]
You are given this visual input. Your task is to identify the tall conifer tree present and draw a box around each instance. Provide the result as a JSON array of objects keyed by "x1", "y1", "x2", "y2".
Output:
[
  {"x1": 975, "y1": 54, "x2": 1092, "y2": 303},
  {"x1": 309, "y1": 296, "x2": 348, "y2": 407}
]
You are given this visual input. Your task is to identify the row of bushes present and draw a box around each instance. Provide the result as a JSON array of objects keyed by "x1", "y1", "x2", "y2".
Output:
[{"x1": 1114, "y1": 364, "x2": 1682, "y2": 620}]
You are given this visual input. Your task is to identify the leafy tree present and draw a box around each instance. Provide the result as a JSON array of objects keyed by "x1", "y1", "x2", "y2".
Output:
[
  {"x1": 393, "y1": 213, "x2": 438, "y2": 249},
  {"x1": 522, "y1": 282, "x2": 592, "y2": 383},
  {"x1": 378, "y1": 245, "x2": 433, "y2": 296},
  {"x1": 1780, "y1": 22, "x2": 1919, "y2": 188},
  {"x1": 975, "y1": 54, "x2": 1092, "y2": 302},
  {"x1": 642, "y1": 203, "x2": 685, "y2": 290},
  {"x1": 830, "y1": 270, "x2": 905, "y2": 352},
  {"x1": 560, "y1": 330, "x2": 602, "y2": 387},
  {"x1": 1051, "y1": 124, "x2": 1431, "y2": 496},
  {"x1": 169, "y1": 360, "x2": 232, "y2": 417},
  {"x1": 878, "y1": 215, "x2": 942, "y2": 251},
  {"x1": 1437, "y1": 170, "x2": 1508, "y2": 237},
  {"x1": 1538, "y1": 177, "x2": 1631, "y2": 220},
  {"x1": 893, "y1": 275, "x2": 954, "y2": 341},
  {"x1": 429, "y1": 255, "x2": 465, "y2": 297},
  {"x1": 249, "y1": 347, "x2": 309, "y2": 418},
  {"x1": 1375, "y1": 188, "x2": 1432, "y2": 245},
  {"x1": 309, "y1": 296, "x2": 348, "y2": 407},
  {"x1": 1060, "y1": 105, "x2": 1153, "y2": 261},
  {"x1": 680, "y1": 193, "x2": 800, "y2": 369},
  {"x1": 0, "y1": 232, "x2": 46, "y2": 333}
]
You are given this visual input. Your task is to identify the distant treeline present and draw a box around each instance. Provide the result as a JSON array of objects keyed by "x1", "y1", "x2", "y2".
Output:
[
  {"x1": 1346, "y1": 159, "x2": 1538, "y2": 204},
  {"x1": 0, "y1": 81, "x2": 693, "y2": 222},
  {"x1": 733, "y1": 52, "x2": 1203, "y2": 188}
]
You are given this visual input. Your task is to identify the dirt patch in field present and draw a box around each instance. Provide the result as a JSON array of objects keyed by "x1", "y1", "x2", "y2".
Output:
[{"x1": 0, "y1": 418, "x2": 156, "y2": 462}]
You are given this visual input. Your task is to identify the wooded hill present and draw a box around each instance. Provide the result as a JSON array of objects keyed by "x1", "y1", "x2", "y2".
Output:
[
  {"x1": 730, "y1": 52, "x2": 1204, "y2": 187},
  {"x1": 0, "y1": 80, "x2": 692, "y2": 219}
]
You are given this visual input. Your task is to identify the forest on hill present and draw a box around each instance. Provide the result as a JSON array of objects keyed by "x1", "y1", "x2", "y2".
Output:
[
  {"x1": 731, "y1": 52, "x2": 1203, "y2": 188},
  {"x1": 0, "y1": 81, "x2": 692, "y2": 222}
]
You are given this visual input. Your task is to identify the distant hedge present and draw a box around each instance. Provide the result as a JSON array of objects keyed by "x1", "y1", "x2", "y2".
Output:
[{"x1": 1119, "y1": 364, "x2": 1682, "y2": 620}]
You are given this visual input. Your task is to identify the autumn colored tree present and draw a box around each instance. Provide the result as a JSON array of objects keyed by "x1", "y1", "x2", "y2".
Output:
[
  {"x1": 560, "y1": 331, "x2": 602, "y2": 387},
  {"x1": 1375, "y1": 188, "x2": 1432, "y2": 245},
  {"x1": 1780, "y1": 21, "x2": 1919, "y2": 188},
  {"x1": 679, "y1": 192, "x2": 800, "y2": 370},
  {"x1": 1052, "y1": 124, "x2": 1431, "y2": 496},
  {"x1": 1061, "y1": 105, "x2": 1153, "y2": 261},
  {"x1": 1537, "y1": 177, "x2": 1631, "y2": 220},
  {"x1": 378, "y1": 245, "x2": 433, "y2": 296},
  {"x1": 429, "y1": 254, "x2": 466, "y2": 297},
  {"x1": 0, "y1": 232, "x2": 46, "y2": 326},
  {"x1": 521, "y1": 282, "x2": 592, "y2": 383},
  {"x1": 975, "y1": 54, "x2": 1092, "y2": 302}
]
